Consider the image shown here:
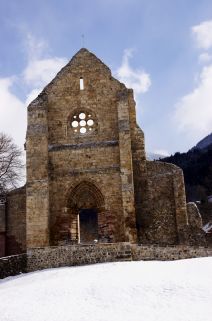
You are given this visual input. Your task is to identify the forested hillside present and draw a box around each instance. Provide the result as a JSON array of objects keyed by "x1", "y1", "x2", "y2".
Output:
[
  {"x1": 162, "y1": 145, "x2": 212, "y2": 202},
  {"x1": 161, "y1": 139, "x2": 212, "y2": 224}
]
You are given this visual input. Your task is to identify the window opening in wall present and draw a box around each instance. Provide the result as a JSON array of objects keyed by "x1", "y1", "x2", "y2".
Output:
[
  {"x1": 70, "y1": 111, "x2": 97, "y2": 135},
  {"x1": 72, "y1": 120, "x2": 78, "y2": 127},
  {"x1": 80, "y1": 77, "x2": 84, "y2": 90},
  {"x1": 80, "y1": 120, "x2": 86, "y2": 126},
  {"x1": 80, "y1": 127, "x2": 87, "y2": 134},
  {"x1": 79, "y1": 112, "x2": 85, "y2": 119},
  {"x1": 87, "y1": 119, "x2": 94, "y2": 126}
]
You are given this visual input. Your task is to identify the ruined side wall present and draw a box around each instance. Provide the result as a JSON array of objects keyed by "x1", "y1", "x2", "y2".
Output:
[
  {"x1": 0, "y1": 202, "x2": 6, "y2": 257},
  {"x1": 136, "y1": 161, "x2": 188, "y2": 245},
  {"x1": 184, "y1": 202, "x2": 206, "y2": 246},
  {"x1": 6, "y1": 186, "x2": 26, "y2": 255}
]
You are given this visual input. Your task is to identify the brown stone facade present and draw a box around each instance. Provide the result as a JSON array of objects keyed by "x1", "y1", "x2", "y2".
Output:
[
  {"x1": 26, "y1": 48, "x2": 138, "y2": 249},
  {"x1": 0, "y1": 48, "x2": 207, "y2": 257}
]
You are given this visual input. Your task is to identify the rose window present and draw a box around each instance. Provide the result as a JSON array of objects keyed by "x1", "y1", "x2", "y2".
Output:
[{"x1": 71, "y1": 111, "x2": 96, "y2": 134}]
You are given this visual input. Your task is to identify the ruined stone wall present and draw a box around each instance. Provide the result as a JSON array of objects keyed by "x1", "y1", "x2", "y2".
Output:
[
  {"x1": 6, "y1": 186, "x2": 26, "y2": 255},
  {"x1": 0, "y1": 253, "x2": 26, "y2": 279},
  {"x1": 182, "y1": 202, "x2": 206, "y2": 246},
  {"x1": 26, "y1": 49, "x2": 138, "y2": 248},
  {"x1": 134, "y1": 161, "x2": 206, "y2": 246},
  {"x1": 27, "y1": 243, "x2": 132, "y2": 272},
  {"x1": 25, "y1": 48, "x2": 196, "y2": 250},
  {"x1": 135, "y1": 161, "x2": 188, "y2": 245},
  {"x1": 1, "y1": 243, "x2": 212, "y2": 279},
  {"x1": 27, "y1": 244, "x2": 212, "y2": 273},
  {"x1": 131, "y1": 244, "x2": 212, "y2": 260},
  {"x1": 0, "y1": 202, "x2": 6, "y2": 257},
  {"x1": 187, "y1": 202, "x2": 203, "y2": 228},
  {"x1": 46, "y1": 50, "x2": 136, "y2": 244}
]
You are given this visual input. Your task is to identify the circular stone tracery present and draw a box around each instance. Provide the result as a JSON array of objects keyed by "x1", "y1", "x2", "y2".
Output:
[{"x1": 70, "y1": 111, "x2": 97, "y2": 135}]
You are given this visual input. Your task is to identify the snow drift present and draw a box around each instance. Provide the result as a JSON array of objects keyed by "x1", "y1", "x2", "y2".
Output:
[{"x1": 0, "y1": 258, "x2": 212, "y2": 321}]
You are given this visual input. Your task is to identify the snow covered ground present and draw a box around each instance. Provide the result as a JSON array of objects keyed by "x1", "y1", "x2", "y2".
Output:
[{"x1": 0, "y1": 258, "x2": 212, "y2": 321}]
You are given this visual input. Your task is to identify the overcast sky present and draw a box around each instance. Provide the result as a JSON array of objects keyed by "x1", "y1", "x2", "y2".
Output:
[{"x1": 0, "y1": 0, "x2": 212, "y2": 156}]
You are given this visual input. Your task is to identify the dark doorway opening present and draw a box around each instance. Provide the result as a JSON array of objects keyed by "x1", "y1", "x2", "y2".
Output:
[{"x1": 79, "y1": 209, "x2": 98, "y2": 243}]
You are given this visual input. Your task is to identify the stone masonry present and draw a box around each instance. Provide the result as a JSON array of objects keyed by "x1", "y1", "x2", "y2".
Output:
[
  {"x1": 0, "y1": 48, "x2": 207, "y2": 258},
  {"x1": 1, "y1": 243, "x2": 212, "y2": 279}
]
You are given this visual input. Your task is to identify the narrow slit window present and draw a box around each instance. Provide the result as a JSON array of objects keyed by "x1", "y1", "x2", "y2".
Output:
[{"x1": 80, "y1": 77, "x2": 84, "y2": 90}]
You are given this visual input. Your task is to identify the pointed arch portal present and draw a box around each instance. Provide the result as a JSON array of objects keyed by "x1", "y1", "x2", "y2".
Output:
[{"x1": 67, "y1": 181, "x2": 108, "y2": 243}]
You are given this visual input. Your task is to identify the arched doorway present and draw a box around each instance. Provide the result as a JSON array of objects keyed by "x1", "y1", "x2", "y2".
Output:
[{"x1": 67, "y1": 181, "x2": 106, "y2": 243}]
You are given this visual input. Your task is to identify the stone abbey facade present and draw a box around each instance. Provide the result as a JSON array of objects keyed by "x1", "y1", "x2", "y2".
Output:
[{"x1": 0, "y1": 48, "x2": 205, "y2": 257}]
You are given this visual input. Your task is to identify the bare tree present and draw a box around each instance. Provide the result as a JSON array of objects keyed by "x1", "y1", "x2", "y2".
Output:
[{"x1": 0, "y1": 133, "x2": 24, "y2": 192}]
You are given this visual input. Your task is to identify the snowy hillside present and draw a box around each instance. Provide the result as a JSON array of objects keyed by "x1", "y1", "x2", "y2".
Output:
[
  {"x1": 0, "y1": 258, "x2": 212, "y2": 321},
  {"x1": 146, "y1": 152, "x2": 167, "y2": 160},
  {"x1": 193, "y1": 132, "x2": 212, "y2": 150}
]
